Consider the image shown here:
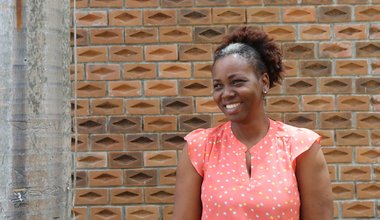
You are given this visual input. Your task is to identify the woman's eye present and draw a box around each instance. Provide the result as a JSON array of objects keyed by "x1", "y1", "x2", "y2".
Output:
[
  {"x1": 213, "y1": 83, "x2": 222, "y2": 90},
  {"x1": 232, "y1": 80, "x2": 245, "y2": 86}
]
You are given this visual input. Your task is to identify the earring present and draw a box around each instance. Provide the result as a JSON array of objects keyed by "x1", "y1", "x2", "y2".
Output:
[{"x1": 263, "y1": 90, "x2": 268, "y2": 94}]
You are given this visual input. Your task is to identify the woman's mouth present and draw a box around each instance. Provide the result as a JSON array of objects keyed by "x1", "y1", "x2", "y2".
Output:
[{"x1": 224, "y1": 103, "x2": 241, "y2": 114}]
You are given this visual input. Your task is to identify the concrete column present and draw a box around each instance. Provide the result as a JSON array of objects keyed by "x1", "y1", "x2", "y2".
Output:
[{"x1": 0, "y1": 0, "x2": 71, "y2": 219}]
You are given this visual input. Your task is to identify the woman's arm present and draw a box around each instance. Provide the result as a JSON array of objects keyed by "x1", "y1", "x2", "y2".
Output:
[
  {"x1": 173, "y1": 144, "x2": 203, "y2": 220},
  {"x1": 296, "y1": 141, "x2": 333, "y2": 220}
]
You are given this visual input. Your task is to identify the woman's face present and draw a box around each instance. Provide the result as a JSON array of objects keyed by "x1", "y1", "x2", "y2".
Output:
[{"x1": 212, "y1": 54, "x2": 269, "y2": 123}]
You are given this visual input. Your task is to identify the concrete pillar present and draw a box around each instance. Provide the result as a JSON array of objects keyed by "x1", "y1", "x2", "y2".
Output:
[{"x1": 0, "y1": 0, "x2": 71, "y2": 219}]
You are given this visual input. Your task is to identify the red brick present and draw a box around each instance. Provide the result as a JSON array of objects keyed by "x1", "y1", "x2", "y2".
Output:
[
  {"x1": 88, "y1": 170, "x2": 123, "y2": 187},
  {"x1": 77, "y1": 117, "x2": 107, "y2": 134},
  {"x1": 356, "y1": 113, "x2": 380, "y2": 129},
  {"x1": 340, "y1": 166, "x2": 371, "y2": 181},
  {"x1": 145, "y1": 187, "x2": 175, "y2": 203},
  {"x1": 70, "y1": 64, "x2": 85, "y2": 81},
  {"x1": 90, "y1": 0, "x2": 123, "y2": 7},
  {"x1": 282, "y1": 60, "x2": 297, "y2": 76},
  {"x1": 109, "y1": 10, "x2": 142, "y2": 26},
  {"x1": 318, "y1": 6, "x2": 352, "y2": 22},
  {"x1": 334, "y1": 24, "x2": 366, "y2": 40},
  {"x1": 371, "y1": 130, "x2": 380, "y2": 145},
  {"x1": 178, "y1": 9, "x2": 212, "y2": 25},
  {"x1": 342, "y1": 201, "x2": 374, "y2": 218},
  {"x1": 144, "y1": 151, "x2": 177, "y2": 167},
  {"x1": 71, "y1": 0, "x2": 88, "y2": 8},
  {"x1": 91, "y1": 98, "x2": 124, "y2": 115},
  {"x1": 109, "y1": 152, "x2": 143, "y2": 168},
  {"x1": 319, "y1": 42, "x2": 353, "y2": 58},
  {"x1": 87, "y1": 64, "x2": 120, "y2": 81},
  {"x1": 162, "y1": 0, "x2": 192, "y2": 7},
  {"x1": 71, "y1": 28, "x2": 89, "y2": 46},
  {"x1": 159, "y1": 168, "x2": 177, "y2": 185},
  {"x1": 299, "y1": 60, "x2": 332, "y2": 77},
  {"x1": 315, "y1": 130, "x2": 334, "y2": 146},
  {"x1": 76, "y1": 11, "x2": 108, "y2": 27},
  {"x1": 196, "y1": 0, "x2": 227, "y2": 6},
  {"x1": 229, "y1": 0, "x2": 261, "y2": 5},
  {"x1": 337, "y1": 95, "x2": 370, "y2": 111},
  {"x1": 75, "y1": 189, "x2": 108, "y2": 205},
  {"x1": 336, "y1": 60, "x2": 368, "y2": 75},
  {"x1": 110, "y1": 188, "x2": 144, "y2": 204},
  {"x1": 374, "y1": 95, "x2": 380, "y2": 111},
  {"x1": 91, "y1": 134, "x2": 124, "y2": 151},
  {"x1": 355, "y1": 6, "x2": 380, "y2": 21},
  {"x1": 163, "y1": 205, "x2": 174, "y2": 220},
  {"x1": 336, "y1": 130, "x2": 369, "y2": 146},
  {"x1": 108, "y1": 116, "x2": 142, "y2": 133},
  {"x1": 247, "y1": 8, "x2": 280, "y2": 23},
  {"x1": 357, "y1": 183, "x2": 380, "y2": 199},
  {"x1": 110, "y1": 46, "x2": 143, "y2": 62},
  {"x1": 159, "y1": 26, "x2": 193, "y2": 43},
  {"x1": 145, "y1": 44, "x2": 178, "y2": 61},
  {"x1": 179, "y1": 44, "x2": 212, "y2": 61},
  {"x1": 126, "y1": 0, "x2": 159, "y2": 7},
  {"x1": 77, "y1": 47, "x2": 107, "y2": 63},
  {"x1": 179, "y1": 115, "x2": 212, "y2": 131},
  {"x1": 356, "y1": 147, "x2": 380, "y2": 163},
  {"x1": 370, "y1": 24, "x2": 380, "y2": 39},
  {"x1": 90, "y1": 28, "x2": 124, "y2": 45},
  {"x1": 143, "y1": 116, "x2": 177, "y2": 132},
  {"x1": 284, "y1": 113, "x2": 316, "y2": 129},
  {"x1": 300, "y1": 25, "x2": 330, "y2": 40},
  {"x1": 126, "y1": 99, "x2": 160, "y2": 115},
  {"x1": 194, "y1": 26, "x2": 226, "y2": 43},
  {"x1": 284, "y1": 78, "x2": 317, "y2": 94},
  {"x1": 266, "y1": 96, "x2": 299, "y2": 112},
  {"x1": 196, "y1": 97, "x2": 220, "y2": 113},
  {"x1": 302, "y1": 95, "x2": 335, "y2": 111},
  {"x1": 320, "y1": 77, "x2": 353, "y2": 94},
  {"x1": 144, "y1": 10, "x2": 177, "y2": 26},
  {"x1": 356, "y1": 42, "x2": 380, "y2": 58},
  {"x1": 162, "y1": 97, "x2": 193, "y2": 114},
  {"x1": 77, "y1": 152, "x2": 107, "y2": 168},
  {"x1": 72, "y1": 134, "x2": 89, "y2": 152},
  {"x1": 123, "y1": 63, "x2": 157, "y2": 79},
  {"x1": 178, "y1": 79, "x2": 212, "y2": 96},
  {"x1": 125, "y1": 28, "x2": 158, "y2": 44},
  {"x1": 125, "y1": 169, "x2": 157, "y2": 186},
  {"x1": 282, "y1": 43, "x2": 315, "y2": 59},
  {"x1": 320, "y1": 112, "x2": 352, "y2": 129},
  {"x1": 125, "y1": 206, "x2": 159, "y2": 219},
  {"x1": 72, "y1": 207, "x2": 87, "y2": 220},
  {"x1": 282, "y1": 7, "x2": 316, "y2": 23},
  {"x1": 71, "y1": 99, "x2": 90, "y2": 116},
  {"x1": 322, "y1": 147, "x2": 352, "y2": 163},
  {"x1": 302, "y1": 0, "x2": 333, "y2": 4},
  {"x1": 161, "y1": 133, "x2": 187, "y2": 150},
  {"x1": 328, "y1": 165, "x2": 337, "y2": 181},
  {"x1": 331, "y1": 183, "x2": 354, "y2": 199},
  {"x1": 212, "y1": 8, "x2": 246, "y2": 24},
  {"x1": 264, "y1": 25, "x2": 296, "y2": 41},
  {"x1": 338, "y1": 0, "x2": 368, "y2": 3},
  {"x1": 158, "y1": 62, "x2": 191, "y2": 78},
  {"x1": 90, "y1": 207, "x2": 121, "y2": 220},
  {"x1": 194, "y1": 62, "x2": 213, "y2": 78},
  {"x1": 144, "y1": 80, "x2": 177, "y2": 96},
  {"x1": 126, "y1": 134, "x2": 158, "y2": 151},
  {"x1": 109, "y1": 81, "x2": 142, "y2": 97},
  {"x1": 212, "y1": 114, "x2": 228, "y2": 127},
  {"x1": 73, "y1": 171, "x2": 88, "y2": 188}
]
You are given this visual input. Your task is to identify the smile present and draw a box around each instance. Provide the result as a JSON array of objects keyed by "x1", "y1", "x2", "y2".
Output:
[{"x1": 225, "y1": 103, "x2": 240, "y2": 109}]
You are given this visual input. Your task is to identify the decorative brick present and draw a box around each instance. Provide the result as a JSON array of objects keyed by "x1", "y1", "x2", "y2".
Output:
[
  {"x1": 179, "y1": 44, "x2": 212, "y2": 61},
  {"x1": 196, "y1": 0, "x2": 227, "y2": 6},
  {"x1": 109, "y1": 46, "x2": 143, "y2": 62},
  {"x1": 318, "y1": 6, "x2": 352, "y2": 23},
  {"x1": 144, "y1": 151, "x2": 177, "y2": 167},
  {"x1": 284, "y1": 77, "x2": 317, "y2": 94},
  {"x1": 315, "y1": 130, "x2": 334, "y2": 146},
  {"x1": 144, "y1": 80, "x2": 177, "y2": 97},
  {"x1": 331, "y1": 183, "x2": 354, "y2": 199},
  {"x1": 179, "y1": 115, "x2": 212, "y2": 131},
  {"x1": 145, "y1": 44, "x2": 178, "y2": 61},
  {"x1": 264, "y1": 25, "x2": 296, "y2": 41},
  {"x1": 340, "y1": 166, "x2": 371, "y2": 181},
  {"x1": 109, "y1": 10, "x2": 142, "y2": 26},
  {"x1": 283, "y1": 7, "x2": 316, "y2": 22},
  {"x1": 356, "y1": 77, "x2": 380, "y2": 94},
  {"x1": 159, "y1": 168, "x2": 177, "y2": 185},
  {"x1": 194, "y1": 62, "x2": 213, "y2": 78},
  {"x1": 159, "y1": 62, "x2": 191, "y2": 78},
  {"x1": 370, "y1": 24, "x2": 380, "y2": 39},
  {"x1": 328, "y1": 165, "x2": 337, "y2": 181},
  {"x1": 125, "y1": 169, "x2": 157, "y2": 186},
  {"x1": 76, "y1": 82, "x2": 106, "y2": 98},
  {"x1": 212, "y1": 8, "x2": 246, "y2": 24},
  {"x1": 246, "y1": 8, "x2": 280, "y2": 23},
  {"x1": 375, "y1": 166, "x2": 380, "y2": 181},
  {"x1": 357, "y1": 183, "x2": 380, "y2": 199},
  {"x1": 73, "y1": 171, "x2": 88, "y2": 187},
  {"x1": 284, "y1": 113, "x2": 316, "y2": 129},
  {"x1": 178, "y1": 9, "x2": 212, "y2": 25},
  {"x1": 110, "y1": 188, "x2": 144, "y2": 204},
  {"x1": 87, "y1": 64, "x2": 120, "y2": 81},
  {"x1": 338, "y1": 0, "x2": 367, "y2": 3},
  {"x1": 161, "y1": 133, "x2": 187, "y2": 150},
  {"x1": 109, "y1": 81, "x2": 142, "y2": 97},
  {"x1": 72, "y1": 207, "x2": 87, "y2": 220},
  {"x1": 126, "y1": 134, "x2": 158, "y2": 151},
  {"x1": 371, "y1": 130, "x2": 380, "y2": 145},
  {"x1": 71, "y1": 99, "x2": 89, "y2": 116},
  {"x1": 76, "y1": 11, "x2": 108, "y2": 27},
  {"x1": 302, "y1": 95, "x2": 335, "y2": 111},
  {"x1": 90, "y1": 0, "x2": 123, "y2": 7},
  {"x1": 356, "y1": 113, "x2": 380, "y2": 129},
  {"x1": 126, "y1": 28, "x2": 158, "y2": 44},
  {"x1": 342, "y1": 201, "x2": 374, "y2": 218},
  {"x1": 320, "y1": 112, "x2": 352, "y2": 129},
  {"x1": 77, "y1": 152, "x2": 107, "y2": 168},
  {"x1": 163, "y1": 205, "x2": 174, "y2": 220},
  {"x1": 282, "y1": 60, "x2": 297, "y2": 76},
  {"x1": 90, "y1": 207, "x2": 121, "y2": 220},
  {"x1": 178, "y1": 79, "x2": 212, "y2": 96},
  {"x1": 71, "y1": 0, "x2": 88, "y2": 8},
  {"x1": 264, "y1": 0, "x2": 296, "y2": 4},
  {"x1": 126, "y1": 0, "x2": 159, "y2": 7},
  {"x1": 355, "y1": 6, "x2": 380, "y2": 21},
  {"x1": 356, "y1": 42, "x2": 380, "y2": 58},
  {"x1": 162, "y1": 97, "x2": 193, "y2": 114},
  {"x1": 109, "y1": 152, "x2": 143, "y2": 168},
  {"x1": 320, "y1": 42, "x2": 352, "y2": 58},
  {"x1": 77, "y1": 46, "x2": 107, "y2": 63},
  {"x1": 336, "y1": 60, "x2": 368, "y2": 75},
  {"x1": 90, "y1": 28, "x2": 124, "y2": 45},
  {"x1": 300, "y1": 25, "x2": 330, "y2": 40},
  {"x1": 161, "y1": 0, "x2": 192, "y2": 7},
  {"x1": 229, "y1": 0, "x2": 261, "y2": 5},
  {"x1": 212, "y1": 114, "x2": 228, "y2": 127},
  {"x1": 91, "y1": 98, "x2": 124, "y2": 115},
  {"x1": 323, "y1": 147, "x2": 353, "y2": 163},
  {"x1": 299, "y1": 60, "x2": 332, "y2": 77},
  {"x1": 72, "y1": 134, "x2": 89, "y2": 152},
  {"x1": 126, "y1": 99, "x2": 160, "y2": 115},
  {"x1": 267, "y1": 113, "x2": 282, "y2": 122},
  {"x1": 145, "y1": 187, "x2": 175, "y2": 203},
  {"x1": 194, "y1": 26, "x2": 226, "y2": 43},
  {"x1": 77, "y1": 117, "x2": 106, "y2": 134},
  {"x1": 337, "y1": 95, "x2": 370, "y2": 111},
  {"x1": 320, "y1": 77, "x2": 352, "y2": 94},
  {"x1": 196, "y1": 97, "x2": 220, "y2": 113},
  {"x1": 159, "y1": 26, "x2": 193, "y2": 43},
  {"x1": 282, "y1": 43, "x2": 315, "y2": 59},
  {"x1": 70, "y1": 64, "x2": 85, "y2": 81},
  {"x1": 109, "y1": 116, "x2": 142, "y2": 133},
  {"x1": 144, "y1": 10, "x2": 176, "y2": 26},
  {"x1": 125, "y1": 206, "x2": 159, "y2": 219},
  {"x1": 71, "y1": 28, "x2": 89, "y2": 46},
  {"x1": 371, "y1": 60, "x2": 380, "y2": 74},
  {"x1": 266, "y1": 96, "x2": 299, "y2": 112},
  {"x1": 75, "y1": 189, "x2": 108, "y2": 205},
  {"x1": 336, "y1": 130, "x2": 369, "y2": 146},
  {"x1": 334, "y1": 24, "x2": 366, "y2": 40},
  {"x1": 356, "y1": 148, "x2": 380, "y2": 163},
  {"x1": 91, "y1": 134, "x2": 124, "y2": 151},
  {"x1": 143, "y1": 116, "x2": 177, "y2": 132},
  {"x1": 88, "y1": 170, "x2": 123, "y2": 187},
  {"x1": 123, "y1": 63, "x2": 156, "y2": 79}
]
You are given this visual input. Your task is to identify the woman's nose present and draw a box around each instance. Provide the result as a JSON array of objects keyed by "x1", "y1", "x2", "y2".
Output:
[{"x1": 221, "y1": 86, "x2": 236, "y2": 99}]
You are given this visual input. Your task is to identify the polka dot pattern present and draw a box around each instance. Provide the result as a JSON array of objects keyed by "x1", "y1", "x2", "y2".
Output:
[{"x1": 185, "y1": 119, "x2": 321, "y2": 220}]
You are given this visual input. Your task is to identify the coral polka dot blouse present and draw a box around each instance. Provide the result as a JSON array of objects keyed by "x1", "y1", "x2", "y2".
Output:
[{"x1": 185, "y1": 119, "x2": 321, "y2": 220}]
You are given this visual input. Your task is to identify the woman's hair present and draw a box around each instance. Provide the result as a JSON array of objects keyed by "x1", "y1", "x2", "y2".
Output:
[{"x1": 214, "y1": 27, "x2": 284, "y2": 88}]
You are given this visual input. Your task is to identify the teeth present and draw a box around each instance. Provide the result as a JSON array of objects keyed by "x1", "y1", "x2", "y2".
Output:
[{"x1": 225, "y1": 103, "x2": 240, "y2": 109}]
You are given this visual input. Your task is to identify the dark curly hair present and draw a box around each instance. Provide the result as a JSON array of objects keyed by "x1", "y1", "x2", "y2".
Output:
[{"x1": 213, "y1": 27, "x2": 284, "y2": 88}]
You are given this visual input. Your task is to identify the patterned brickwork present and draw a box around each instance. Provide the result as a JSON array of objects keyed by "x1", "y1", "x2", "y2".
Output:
[{"x1": 71, "y1": 0, "x2": 380, "y2": 219}]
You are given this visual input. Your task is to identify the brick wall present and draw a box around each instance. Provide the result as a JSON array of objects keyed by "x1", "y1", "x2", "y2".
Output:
[{"x1": 70, "y1": 0, "x2": 380, "y2": 219}]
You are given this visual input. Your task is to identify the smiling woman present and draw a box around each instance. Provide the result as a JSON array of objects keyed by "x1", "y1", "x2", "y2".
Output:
[{"x1": 173, "y1": 27, "x2": 333, "y2": 220}]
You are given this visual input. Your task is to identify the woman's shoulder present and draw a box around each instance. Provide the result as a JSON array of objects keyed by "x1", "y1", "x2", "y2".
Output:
[
  {"x1": 272, "y1": 119, "x2": 317, "y2": 137},
  {"x1": 184, "y1": 121, "x2": 230, "y2": 143}
]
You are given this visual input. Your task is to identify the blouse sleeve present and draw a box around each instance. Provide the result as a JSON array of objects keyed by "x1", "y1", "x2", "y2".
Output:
[
  {"x1": 184, "y1": 128, "x2": 209, "y2": 177},
  {"x1": 289, "y1": 128, "x2": 321, "y2": 163}
]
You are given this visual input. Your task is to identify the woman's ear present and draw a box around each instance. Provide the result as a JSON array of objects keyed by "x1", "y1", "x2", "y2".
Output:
[{"x1": 261, "y1": 72, "x2": 270, "y2": 93}]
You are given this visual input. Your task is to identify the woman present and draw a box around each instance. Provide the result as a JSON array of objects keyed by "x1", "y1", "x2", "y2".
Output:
[{"x1": 173, "y1": 27, "x2": 333, "y2": 220}]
